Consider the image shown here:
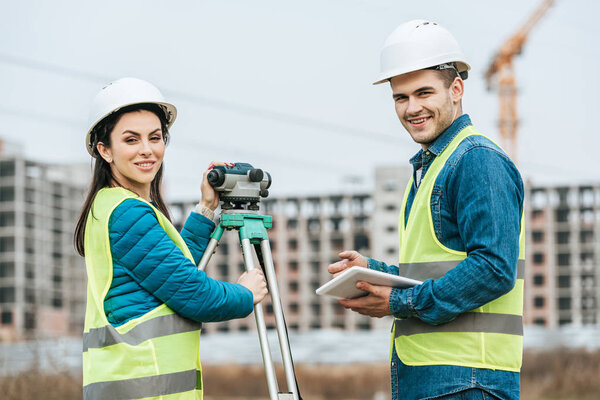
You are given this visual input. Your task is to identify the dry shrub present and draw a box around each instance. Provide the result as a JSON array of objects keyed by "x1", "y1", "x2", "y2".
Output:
[
  {"x1": 521, "y1": 349, "x2": 600, "y2": 400},
  {"x1": 205, "y1": 351, "x2": 600, "y2": 400},
  {"x1": 2, "y1": 350, "x2": 599, "y2": 400},
  {"x1": 0, "y1": 368, "x2": 81, "y2": 400},
  {"x1": 203, "y1": 363, "x2": 389, "y2": 400},
  {"x1": 295, "y1": 363, "x2": 389, "y2": 399}
]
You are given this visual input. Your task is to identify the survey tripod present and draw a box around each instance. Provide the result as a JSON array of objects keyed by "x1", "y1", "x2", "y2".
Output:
[{"x1": 197, "y1": 210, "x2": 302, "y2": 400}]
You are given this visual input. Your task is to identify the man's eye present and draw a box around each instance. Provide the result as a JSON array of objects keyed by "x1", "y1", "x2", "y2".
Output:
[{"x1": 419, "y1": 91, "x2": 432, "y2": 96}]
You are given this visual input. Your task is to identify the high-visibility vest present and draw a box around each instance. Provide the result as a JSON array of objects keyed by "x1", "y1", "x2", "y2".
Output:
[
  {"x1": 393, "y1": 125, "x2": 525, "y2": 372},
  {"x1": 82, "y1": 187, "x2": 203, "y2": 400}
]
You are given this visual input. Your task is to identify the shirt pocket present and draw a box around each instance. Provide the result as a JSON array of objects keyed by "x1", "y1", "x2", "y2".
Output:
[{"x1": 430, "y1": 185, "x2": 443, "y2": 240}]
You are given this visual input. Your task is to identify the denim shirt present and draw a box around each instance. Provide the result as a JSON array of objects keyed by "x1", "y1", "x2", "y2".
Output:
[{"x1": 368, "y1": 114, "x2": 524, "y2": 399}]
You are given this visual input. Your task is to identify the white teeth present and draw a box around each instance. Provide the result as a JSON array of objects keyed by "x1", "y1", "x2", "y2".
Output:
[
  {"x1": 411, "y1": 118, "x2": 428, "y2": 124},
  {"x1": 137, "y1": 163, "x2": 153, "y2": 167}
]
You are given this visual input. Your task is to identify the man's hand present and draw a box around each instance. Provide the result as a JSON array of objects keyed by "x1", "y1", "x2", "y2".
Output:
[
  {"x1": 338, "y1": 281, "x2": 392, "y2": 318},
  {"x1": 328, "y1": 250, "x2": 368, "y2": 278}
]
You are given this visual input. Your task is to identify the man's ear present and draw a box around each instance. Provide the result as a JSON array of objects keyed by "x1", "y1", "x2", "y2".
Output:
[
  {"x1": 96, "y1": 142, "x2": 113, "y2": 163},
  {"x1": 450, "y1": 77, "x2": 464, "y2": 103}
]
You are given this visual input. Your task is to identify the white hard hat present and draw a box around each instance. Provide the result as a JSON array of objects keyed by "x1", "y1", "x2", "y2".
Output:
[
  {"x1": 373, "y1": 20, "x2": 470, "y2": 85},
  {"x1": 85, "y1": 77, "x2": 177, "y2": 156}
]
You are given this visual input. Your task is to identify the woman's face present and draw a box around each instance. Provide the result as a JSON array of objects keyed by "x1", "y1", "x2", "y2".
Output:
[{"x1": 97, "y1": 110, "x2": 165, "y2": 199}]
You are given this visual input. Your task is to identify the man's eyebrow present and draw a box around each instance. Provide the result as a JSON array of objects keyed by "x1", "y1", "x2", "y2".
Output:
[
  {"x1": 393, "y1": 86, "x2": 436, "y2": 99},
  {"x1": 415, "y1": 86, "x2": 435, "y2": 93}
]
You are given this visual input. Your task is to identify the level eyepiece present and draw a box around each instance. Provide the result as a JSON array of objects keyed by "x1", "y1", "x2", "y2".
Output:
[
  {"x1": 207, "y1": 162, "x2": 271, "y2": 211},
  {"x1": 207, "y1": 169, "x2": 226, "y2": 187}
]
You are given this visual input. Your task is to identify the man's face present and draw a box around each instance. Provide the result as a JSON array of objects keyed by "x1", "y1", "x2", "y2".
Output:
[{"x1": 390, "y1": 69, "x2": 463, "y2": 149}]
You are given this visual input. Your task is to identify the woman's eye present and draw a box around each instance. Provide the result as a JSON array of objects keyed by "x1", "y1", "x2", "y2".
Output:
[
  {"x1": 150, "y1": 136, "x2": 162, "y2": 142},
  {"x1": 125, "y1": 137, "x2": 137, "y2": 143}
]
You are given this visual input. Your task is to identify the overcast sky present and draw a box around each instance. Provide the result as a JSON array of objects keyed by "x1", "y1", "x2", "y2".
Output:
[{"x1": 1, "y1": 0, "x2": 598, "y2": 201}]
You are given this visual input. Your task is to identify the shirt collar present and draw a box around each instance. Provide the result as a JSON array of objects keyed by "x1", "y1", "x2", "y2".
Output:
[{"x1": 409, "y1": 114, "x2": 472, "y2": 165}]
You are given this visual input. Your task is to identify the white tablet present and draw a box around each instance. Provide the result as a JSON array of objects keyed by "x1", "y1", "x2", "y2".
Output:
[{"x1": 315, "y1": 266, "x2": 422, "y2": 299}]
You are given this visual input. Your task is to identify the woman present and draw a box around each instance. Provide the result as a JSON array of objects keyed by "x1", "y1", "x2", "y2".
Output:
[{"x1": 74, "y1": 77, "x2": 267, "y2": 400}]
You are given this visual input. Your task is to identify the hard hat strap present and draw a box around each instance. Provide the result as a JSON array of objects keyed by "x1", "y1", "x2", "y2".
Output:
[
  {"x1": 426, "y1": 62, "x2": 468, "y2": 81},
  {"x1": 427, "y1": 62, "x2": 459, "y2": 75}
]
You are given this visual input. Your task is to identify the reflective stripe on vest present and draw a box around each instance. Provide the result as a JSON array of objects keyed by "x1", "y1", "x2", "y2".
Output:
[
  {"x1": 394, "y1": 313, "x2": 523, "y2": 337},
  {"x1": 398, "y1": 259, "x2": 525, "y2": 282},
  {"x1": 83, "y1": 314, "x2": 202, "y2": 351},
  {"x1": 393, "y1": 125, "x2": 525, "y2": 372},
  {"x1": 82, "y1": 187, "x2": 203, "y2": 400},
  {"x1": 83, "y1": 369, "x2": 201, "y2": 400}
]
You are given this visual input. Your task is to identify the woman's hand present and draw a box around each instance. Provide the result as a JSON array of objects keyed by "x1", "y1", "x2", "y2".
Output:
[
  {"x1": 237, "y1": 269, "x2": 268, "y2": 305},
  {"x1": 199, "y1": 161, "x2": 234, "y2": 211}
]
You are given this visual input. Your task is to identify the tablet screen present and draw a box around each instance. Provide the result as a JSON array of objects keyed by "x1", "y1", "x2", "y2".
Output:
[{"x1": 316, "y1": 266, "x2": 422, "y2": 299}]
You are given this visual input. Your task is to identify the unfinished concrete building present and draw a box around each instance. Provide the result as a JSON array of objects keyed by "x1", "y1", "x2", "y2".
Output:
[{"x1": 0, "y1": 145, "x2": 88, "y2": 340}]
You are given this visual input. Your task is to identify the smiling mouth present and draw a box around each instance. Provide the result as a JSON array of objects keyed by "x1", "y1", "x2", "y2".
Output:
[
  {"x1": 407, "y1": 116, "x2": 432, "y2": 127},
  {"x1": 135, "y1": 161, "x2": 155, "y2": 170}
]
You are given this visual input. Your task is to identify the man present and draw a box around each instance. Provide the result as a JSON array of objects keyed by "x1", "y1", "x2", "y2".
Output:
[{"x1": 328, "y1": 20, "x2": 524, "y2": 399}]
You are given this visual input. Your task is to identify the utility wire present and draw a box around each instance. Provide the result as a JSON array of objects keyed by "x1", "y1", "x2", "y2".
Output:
[
  {"x1": 0, "y1": 53, "x2": 109, "y2": 83},
  {"x1": 173, "y1": 137, "x2": 355, "y2": 175},
  {"x1": 0, "y1": 105, "x2": 363, "y2": 175},
  {"x1": 0, "y1": 105, "x2": 86, "y2": 127},
  {"x1": 0, "y1": 53, "x2": 406, "y2": 145},
  {"x1": 166, "y1": 88, "x2": 404, "y2": 144},
  {"x1": 0, "y1": 104, "x2": 371, "y2": 174}
]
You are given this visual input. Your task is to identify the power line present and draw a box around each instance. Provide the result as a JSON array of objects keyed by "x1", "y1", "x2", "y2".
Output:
[
  {"x1": 173, "y1": 137, "x2": 354, "y2": 175},
  {"x1": 0, "y1": 105, "x2": 85, "y2": 127},
  {"x1": 166, "y1": 88, "x2": 404, "y2": 144},
  {"x1": 0, "y1": 53, "x2": 109, "y2": 83},
  {"x1": 0, "y1": 53, "x2": 406, "y2": 144},
  {"x1": 0, "y1": 106, "x2": 361, "y2": 175}
]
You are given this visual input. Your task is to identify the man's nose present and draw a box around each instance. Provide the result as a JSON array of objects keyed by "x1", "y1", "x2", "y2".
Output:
[{"x1": 406, "y1": 97, "x2": 423, "y2": 115}]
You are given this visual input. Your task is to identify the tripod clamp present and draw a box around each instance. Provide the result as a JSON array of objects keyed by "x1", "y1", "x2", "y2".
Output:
[{"x1": 197, "y1": 211, "x2": 301, "y2": 400}]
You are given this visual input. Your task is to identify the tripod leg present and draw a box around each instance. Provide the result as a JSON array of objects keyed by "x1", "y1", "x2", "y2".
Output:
[
  {"x1": 197, "y1": 223, "x2": 225, "y2": 271},
  {"x1": 241, "y1": 238, "x2": 280, "y2": 400},
  {"x1": 259, "y1": 240, "x2": 300, "y2": 400},
  {"x1": 197, "y1": 238, "x2": 218, "y2": 271}
]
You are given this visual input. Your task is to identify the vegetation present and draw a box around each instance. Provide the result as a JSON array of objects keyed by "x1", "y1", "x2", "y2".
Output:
[{"x1": 1, "y1": 350, "x2": 599, "y2": 399}]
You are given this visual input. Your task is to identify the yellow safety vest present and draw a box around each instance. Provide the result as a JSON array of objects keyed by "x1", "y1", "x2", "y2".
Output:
[
  {"x1": 82, "y1": 187, "x2": 203, "y2": 400},
  {"x1": 393, "y1": 125, "x2": 525, "y2": 372}
]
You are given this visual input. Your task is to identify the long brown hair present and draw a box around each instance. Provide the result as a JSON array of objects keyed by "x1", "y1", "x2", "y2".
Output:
[{"x1": 74, "y1": 103, "x2": 171, "y2": 257}]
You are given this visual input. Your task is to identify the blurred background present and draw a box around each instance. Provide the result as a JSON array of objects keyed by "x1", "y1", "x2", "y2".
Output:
[{"x1": 1, "y1": 0, "x2": 599, "y2": 399}]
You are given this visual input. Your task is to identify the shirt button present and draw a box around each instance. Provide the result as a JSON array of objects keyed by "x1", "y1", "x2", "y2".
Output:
[{"x1": 425, "y1": 151, "x2": 430, "y2": 155}]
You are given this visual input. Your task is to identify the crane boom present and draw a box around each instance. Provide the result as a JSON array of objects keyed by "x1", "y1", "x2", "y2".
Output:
[{"x1": 484, "y1": 0, "x2": 554, "y2": 163}]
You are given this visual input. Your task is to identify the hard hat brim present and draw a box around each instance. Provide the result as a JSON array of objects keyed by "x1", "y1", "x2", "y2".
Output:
[{"x1": 372, "y1": 60, "x2": 471, "y2": 86}]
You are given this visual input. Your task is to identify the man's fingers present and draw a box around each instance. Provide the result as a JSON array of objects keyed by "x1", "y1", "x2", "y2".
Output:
[
  {"x1": 356, "y1": 281, "x2": 377, "y2": 294},
  {"x1": 338, "y1": 250, "x2": 356, "y2": 259},
  {"x1": 339, "y1": 299, "x2": 369, "y2": 315},
  {"x1": 327, "y1": 264, "x2": 342, "y2": 274},
  {"x1": 338, "y1": 299, "x2": 352, "y2": 308},
  {"x1": 328, "y1": 260, "x2": 348, "y2": 274}
]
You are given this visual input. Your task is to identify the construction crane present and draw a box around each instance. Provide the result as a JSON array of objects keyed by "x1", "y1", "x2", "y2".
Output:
[{"x1": 484, "y1": 0, "x2": 554, "y2": 164}]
